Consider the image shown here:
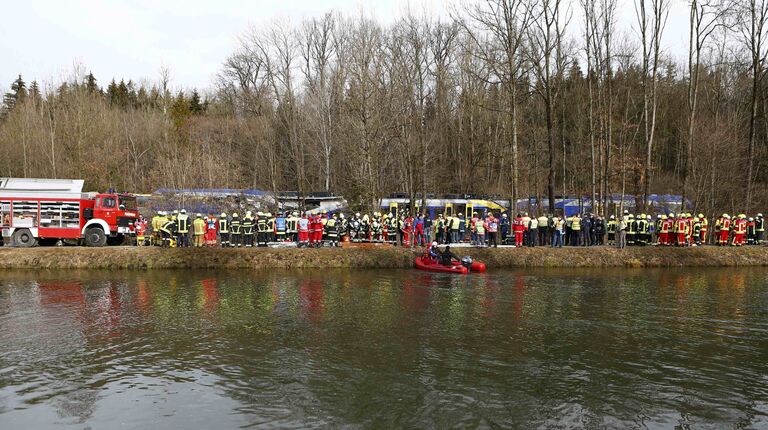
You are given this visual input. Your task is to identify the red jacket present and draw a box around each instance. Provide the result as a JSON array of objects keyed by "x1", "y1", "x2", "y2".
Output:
[{"x1": 513, "y1": 217, "x2": 525, "y2": 233}]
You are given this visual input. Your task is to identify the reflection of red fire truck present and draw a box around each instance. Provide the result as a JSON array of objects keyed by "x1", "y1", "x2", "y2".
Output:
[{"x1": 0, "y1": 178, "x2": 139, "y2": 247}]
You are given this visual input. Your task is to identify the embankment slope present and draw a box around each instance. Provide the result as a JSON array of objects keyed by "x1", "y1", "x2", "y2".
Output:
[{"x1": 1, "y1": 246, "x2": 767, "y2": 270}]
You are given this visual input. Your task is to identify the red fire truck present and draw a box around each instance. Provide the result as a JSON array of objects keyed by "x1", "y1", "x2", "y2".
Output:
[{"x1": 0, "y1": 178, "x2": 139, "y2": 247}]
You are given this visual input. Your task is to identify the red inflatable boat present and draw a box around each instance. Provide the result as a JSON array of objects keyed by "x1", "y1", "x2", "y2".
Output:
[{"x1": 414, "y1": 256, "x2": 487, "y2": 274}]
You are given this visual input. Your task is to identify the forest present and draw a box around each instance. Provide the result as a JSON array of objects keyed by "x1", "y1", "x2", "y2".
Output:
[{"x1": 0, "y1": 0, "x2": 766, "y2": 215}]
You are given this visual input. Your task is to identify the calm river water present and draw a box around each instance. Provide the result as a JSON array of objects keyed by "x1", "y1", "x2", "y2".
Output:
[{"x1": 1, "y1": 268, "x2": 767, "y2": 429}]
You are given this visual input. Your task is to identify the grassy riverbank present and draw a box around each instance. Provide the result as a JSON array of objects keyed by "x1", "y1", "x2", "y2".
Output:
[{"x1": 1, "y1": 245, "x2": 767, "y2": 270}]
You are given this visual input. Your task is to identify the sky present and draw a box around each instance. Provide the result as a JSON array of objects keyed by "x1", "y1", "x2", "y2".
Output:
[{"x1": 0, "y1": 0, "x2": 689, "y2": 95}]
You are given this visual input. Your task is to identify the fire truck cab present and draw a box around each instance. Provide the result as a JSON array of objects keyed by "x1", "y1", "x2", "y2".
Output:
[{"x1": 0, "y1": 178, "x2": 139, "y2": 247}]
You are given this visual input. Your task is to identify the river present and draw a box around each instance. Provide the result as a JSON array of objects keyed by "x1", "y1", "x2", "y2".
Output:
[{"x1": 0, "y1": 268, "x2": 767, "y2": 429}]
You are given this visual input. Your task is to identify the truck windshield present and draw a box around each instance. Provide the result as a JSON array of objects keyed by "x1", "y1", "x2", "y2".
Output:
[{"x1": 119, "y1": 196, "x2": 137, "y2": 211}]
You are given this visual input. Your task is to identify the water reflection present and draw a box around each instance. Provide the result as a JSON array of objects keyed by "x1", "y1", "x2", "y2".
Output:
[{"x1": 0, "y1": 268, "x2": 767, "y2": 428}]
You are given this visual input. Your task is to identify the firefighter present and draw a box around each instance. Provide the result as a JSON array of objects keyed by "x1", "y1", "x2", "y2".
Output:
[
  {"x1": 229, "y1": 213, "x2": 240, "y2": 247},
  {"x1": 218, "y1": 213, "x2": 230, "y2": 247},
  {"x1": 339, "y1": 213, "x2": 349, "y2": 243},
  {"x1": 692, "y1": 216, "x2": 702, "y2": 246},
  {"x1": 160, "y1": 215, "x2": 176, "y2": 248},
  {"x1": 176, "y1": 209, "x2": 190, "y2": 248},
  {"x1": 326, "y1": 213, "x2": 339, "y2": 247},
  {"x1": 719, "y1": 214, "x2": 731, "y2": 246},
  {"x1": 733, "y1": 214, "x2": 747, "y2": 246},
  {"x1": 674, "y1": 214, "x2": 686, "y2": 247},
  {"x1": 386, "y1": 214, "x2": 397, "y2": 244},
  {"x1": 636, "y1": 214, "x2": 647, "y2": 246},
  {"x1": 371, "y1": 215, "x2": 382, "y2": 242},
  {"x1": 747, "y1": 217, "x2": 757, "y2": 245},
  {"x1": 242, "y1": 211, "x2": 254, "y2": 247},
  {"x1": 154, "y1": 211, "x2": 168, "y2": 246},
  {"x1": 192, "y1": 214, "x2": 205, "y2": 248},
  {"x1": 658, "y1": 215, "x2": 668, "y2": 246},
  {"x1": 756, "y1": 213, "x2": 765, "y2": 244},
  {"x1": 286, "y1": 211, "x2": 298, "y2": 243},
  {"x1": 150, "y1": 212, "x2": 161, "y2": 246},
  {"x1": 606, "y1": 215, "x2": 617, "y2": 246},
  {"x1": 254, "y1": 212, "x2": 266, "y2": 246},
  {"x1": 698, "y1": 214, "x2": 708, "y2": 245},
  {"x1": 266, "y1": 213, "x2": 276, "y2": 243}
]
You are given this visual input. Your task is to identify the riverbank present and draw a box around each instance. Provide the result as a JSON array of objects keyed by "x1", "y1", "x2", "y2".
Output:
[{"x1": 1, "y1": 245, "x2": 767, "y2": 270}]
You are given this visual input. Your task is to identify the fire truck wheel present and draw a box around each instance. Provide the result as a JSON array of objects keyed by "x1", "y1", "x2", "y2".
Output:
[
  {"x1": 12, "y1": 229, "x2": 37, "y2": 248},
  {"x1": 84, "y1": 227, "x2": 107, "y2": 247}
]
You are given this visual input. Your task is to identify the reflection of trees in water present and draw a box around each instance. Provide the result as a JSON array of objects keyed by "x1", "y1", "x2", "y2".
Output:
[{"x1": 6, "y1": 268, "x2": 768, "y2": 428}]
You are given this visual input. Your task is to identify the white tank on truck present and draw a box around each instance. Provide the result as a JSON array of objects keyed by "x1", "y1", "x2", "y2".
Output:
[{"x1": 0, "y1": 178, "x2": 139, "y2": 247}]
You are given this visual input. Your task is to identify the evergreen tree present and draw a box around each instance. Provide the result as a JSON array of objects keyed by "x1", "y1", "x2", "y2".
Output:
[
  {"x1": 106, "y1": 79, "x2": 118, "y2": 105},
  {"x1": 28, "y1": 81, "x2": 41, "y2": 101},
  {"x1": 3, "y1": 74, "x2": 27, "y2": 110},
  {"x1": 189, "y1": 89, "x2": 203, "y2": 114},
  {"x1": 85, "y1": 72, "x2": 98, "y2": 93},
  {"x1": 118, "y1": 79, "x2": 128, "y2": 108},
  {"x1": 126, "y1": 80, "x2": 138, "y2": 108},
  {"x1": 137, "y1": 86, "x2": 148, "y2": 109},
  {"x1": 170, "y1": 91, "x2": 191, "y2": 131}
]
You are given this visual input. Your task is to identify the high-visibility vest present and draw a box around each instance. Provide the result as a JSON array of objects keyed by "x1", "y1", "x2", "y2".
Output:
[
  {"x1": 299, "y1": 218, "x2": 309, "y2": 232},
  {"x1": 736, "y1": 219, "x2": 747, "y2": 234},
  {"x1": 571, "y1": 217, "x2": 581, "y2": 231},
  {"x1": 756, "y1": 218, "x2": 765, "y2": 232},
  {"x1": 193, "y1": 218, "x2": 206, "y2": 235},
  {"x1": 257, "y1": 218, "x2": 268, "y2": 232},
  {"x1": 677, "y1": 219, "x2": 687, "y2": 233},
  {"x1": 160, "y1": 220, "x2": 174, "y2": 234},
  {"x1": 538, "y1": 216, "x2": 548, "y2": 228},
  {"x1": 607, "y1": 220, "x2": 617, "y2": 233},
  {"x1": 326, "y1": 218, "x2": 338, "y2": 237},
  {"x1": 177, "y1": 214, "x2": 190, "y2": 233},
  {"x1": 219, "y1": 218, "x2": 229, "y2": 233},
  {"x1": 721, "y1": 219, "x2": 731, "y2": 231},
  {"x1": 286, "y1": 217, "x2": 297, "y2": 232}
]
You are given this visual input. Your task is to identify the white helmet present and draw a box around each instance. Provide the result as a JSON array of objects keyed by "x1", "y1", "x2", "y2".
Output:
[
  {"x1": 180, "y1": 209, "x2": 187, "y2": 214},
  {"x1": 432, "y1": 241, "x2": 438, "y2": 247}
]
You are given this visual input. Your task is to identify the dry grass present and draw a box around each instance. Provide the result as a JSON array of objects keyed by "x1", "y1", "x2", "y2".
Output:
[{"x1": 0, "y1": 245, "x2": 767, "y2": 270}]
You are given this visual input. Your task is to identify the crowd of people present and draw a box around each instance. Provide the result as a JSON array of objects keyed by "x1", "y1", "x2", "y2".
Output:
[{"x1": 134, "y1": 208, "x2": 765, "y2": 249}]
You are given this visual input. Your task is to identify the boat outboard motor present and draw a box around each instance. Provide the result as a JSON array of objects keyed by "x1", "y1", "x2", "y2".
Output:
[{"x1": 461, "y1": 256, "x2": 473, "y2": 270}]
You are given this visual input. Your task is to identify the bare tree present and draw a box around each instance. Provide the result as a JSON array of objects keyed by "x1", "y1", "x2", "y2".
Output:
[
  {"x1": 459, "y1": 0, "x2": 532, "y2": 212},
  {"x1": 528, "y1": 0, "x2": 571, "y2": 214},
  {"x1": 738, "y1": 0, "x2": 768, "y2": 212},
  {"x1": 635, "y1": 0, "x2": 669, "y2": 211}
]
